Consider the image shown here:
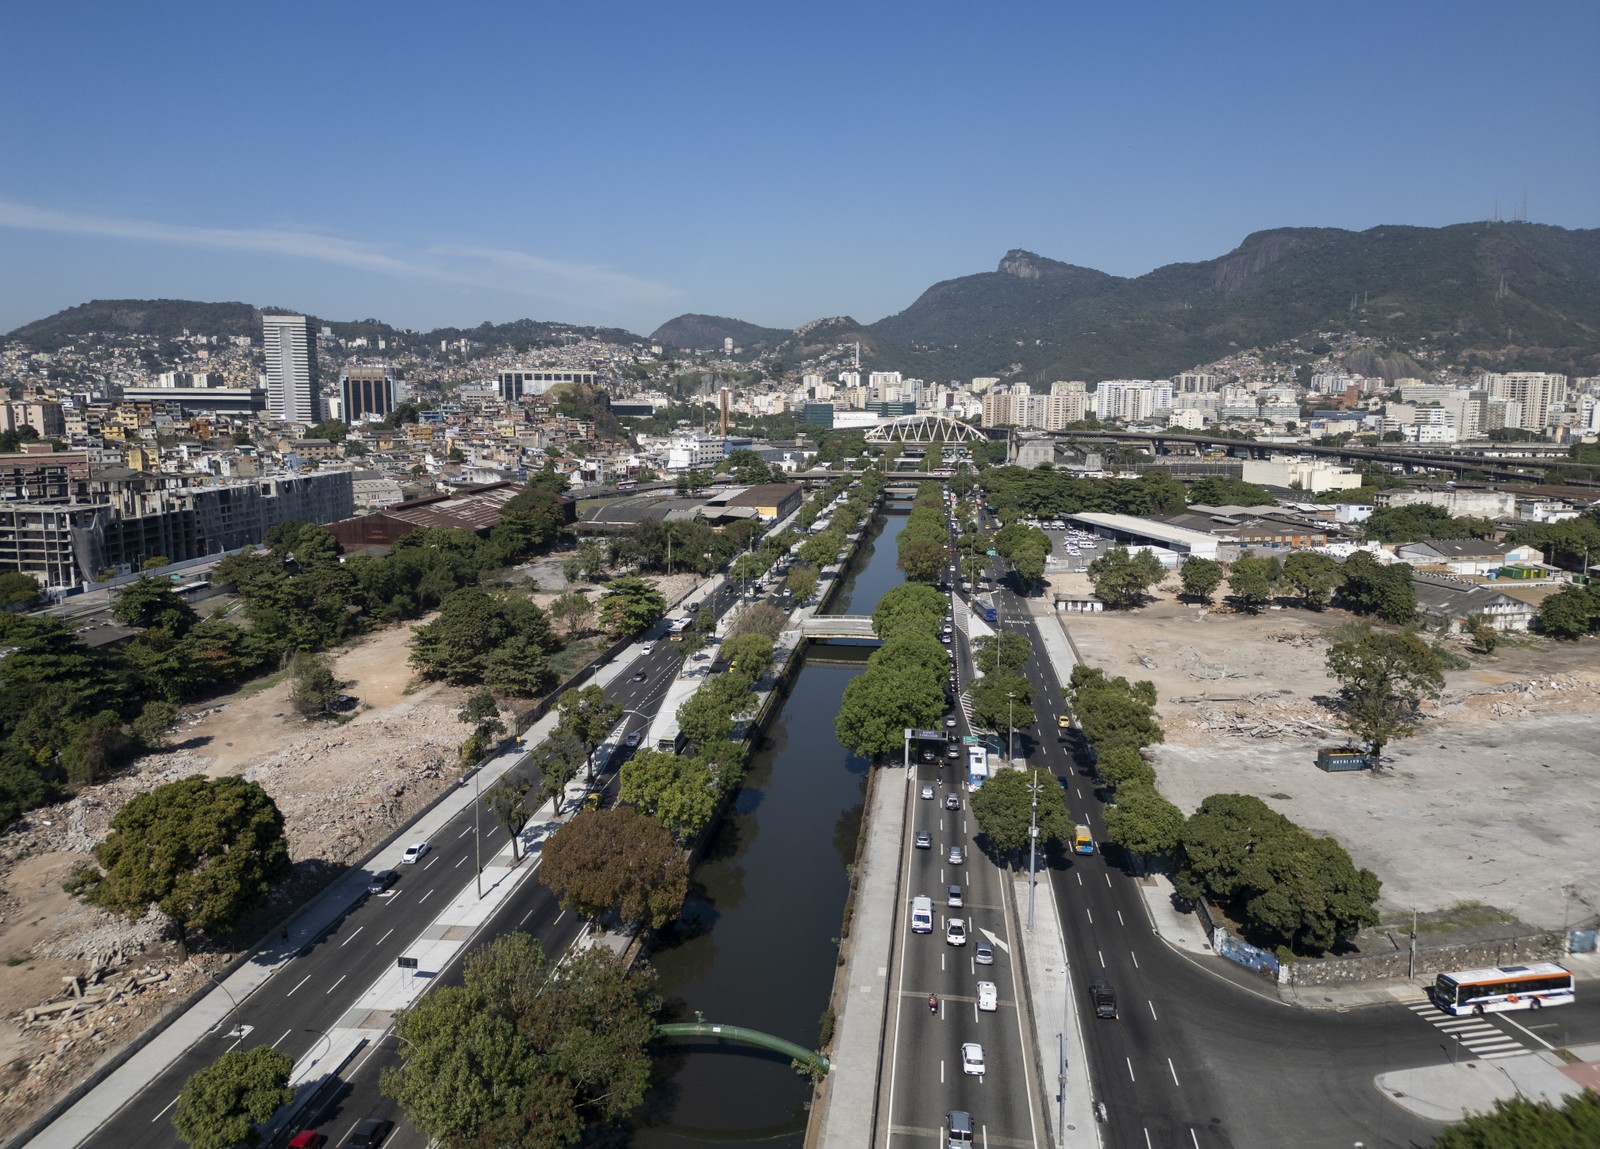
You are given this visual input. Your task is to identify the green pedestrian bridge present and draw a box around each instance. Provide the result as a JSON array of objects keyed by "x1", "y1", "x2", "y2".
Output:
[{"x1": 656, "y1": 1018, "x2": 830, "y2": 1074}]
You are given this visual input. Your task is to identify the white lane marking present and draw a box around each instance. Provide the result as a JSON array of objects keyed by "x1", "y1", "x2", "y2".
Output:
[
  {"x1": 1117, "y1": 910, "x2": 1124, "y2": 926},
  {"x1": 325, "y1": 974, "x2": 346, "y2": 995},
  {"x1": 1143, "y1": 1129, "x2": 1154, "y2": 1149},
  {"x1": 286, "y1": 974, "x2": 311, "y2": 997},
  {"x1": 271, "y1": 1028, "x2": 292, "y2": 1048},
  {"x1": 941, "y1": 1059, "x2": 945, "y2": 1084},
  {"x1": 1127, "y1": 1057, "x2": 1136, "y2": 1081},
  {"x1": 1076, "y1": 872, "x2": 1083, "y2": 886},
  {"x1": 458, "y1": 826, "x2": 471, "y2": 838},
  {"x1": 519, "y1": 908, "x2": 535, "y2": 926},
  {"x1": 419, "y1": 889, "x2": 433, "y2": 904},
  {"x1": 375, "y1": 928, "x2": 393, "y2": 946},
  {"x1": 1105, "y1": 873, "x2": 1112, "y2": 886},
  {"x1": 339, "y1": 926, "x2": 363, "y2": 947},
  {"x1": 151, "y1": 1095, "x2": 179, "y2": 1123},
  {"x1": 1099, "y1": 950, "x2": 1106, "y2": 968},
  {"x1": 1191, "y1": 1129, "x2": 1201, "y2": 1148},
  {"x1": 423, "y1": 856, "x2": 438, "y2": 870},
  {"x1": 1148, "y1": 1000, "x2": 1158, "y2": 1021},
  {"x1": 554, "y1": 909, "x2": 566, "y2": 926},
  {"x1": 1169, "y1": 1058, "x2": 1180, "y2": 1086},
  {"x1": 1501, "y1": 1013, "x2": 1559, "y2": 1050},
  {"x1": 1085, "y1": 908, "x2": 1093, "y2": 925},
  {"x1": 455, "y1": 856, "x2": 467, "y2": 867}
]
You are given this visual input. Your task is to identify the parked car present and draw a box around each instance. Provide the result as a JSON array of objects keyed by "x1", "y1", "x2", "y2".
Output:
[
  {"x1": 914, "y1": 831, "x2": 932, "y2": 850},
  {"x1": 976, "y1": 981, "x2": 998, "y2": 1012},
  {"x1": 399, "y1": 842, "x2": 428, "y2": 865},
  {"x1": 366, "y1": 870, "x2": 398, "y2": 895}
]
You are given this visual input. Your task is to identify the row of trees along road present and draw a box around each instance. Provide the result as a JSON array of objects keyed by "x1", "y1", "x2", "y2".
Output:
[
  {"x1": 1066, "y1": 664, "x2": 1383, "y2": 956},
  {"x1": 896, "y1": 484, "x2": 953, "y2": 584},
  {"x1": 834, "y1": 583, "x2": 950, "y2": 757}
]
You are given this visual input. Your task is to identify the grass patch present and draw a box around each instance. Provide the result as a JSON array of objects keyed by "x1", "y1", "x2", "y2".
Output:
[
  {"x1": 547, "y1": 636, "x2": 609, "y2": 681},
  {"x1": 232, "y1": 667, "x2": 292, "y2": 700}
]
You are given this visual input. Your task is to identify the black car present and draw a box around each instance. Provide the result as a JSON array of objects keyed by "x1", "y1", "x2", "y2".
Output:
[
  {"x1": 1088, "y1": 980, "x2": 1118, "y2": 1019},
  {"x1": 632, "y1": 670, "x2": 647, "y2": 682},
  {"x1": 346, "y1": 1118, "x2": 393, "y2": 1148},
  {"x1": 365, "y1": 870, "x2": 398, "y2": 895}
]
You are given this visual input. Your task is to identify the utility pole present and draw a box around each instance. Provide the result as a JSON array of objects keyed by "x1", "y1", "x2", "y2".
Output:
[
  {"x1": 474, "y1": 761, "x2": 483, "y2": 899},
  {"x1": 1007, "y1": 691, "x2": 1016, "y2": 766},
  {"x1": 1026, "y1": 770, "x2": 1043, "y2": 929}
]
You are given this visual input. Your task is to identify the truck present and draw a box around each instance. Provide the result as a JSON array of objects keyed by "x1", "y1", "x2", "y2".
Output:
[
  {"x1": 1073, "y1": 825, "x2": 1095, "y2": 855},
  {"x1": 977, "y1": 594, "x2": 997, "y2": 623}
]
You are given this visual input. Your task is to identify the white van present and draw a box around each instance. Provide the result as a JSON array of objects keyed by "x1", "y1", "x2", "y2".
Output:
[{"x1": 911, "y1": 895, "x2": 934, "y2": 934}]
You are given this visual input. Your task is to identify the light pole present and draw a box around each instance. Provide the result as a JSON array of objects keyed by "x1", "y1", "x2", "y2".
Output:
[
  {"x1": 191, "y1": 959, "x2": 244, "y2": 1038},
  {"x1": 474, "y1": 761, "x2": 483, "y2": 899},
  {"x1": 1007, "y1": 691, "x2": 1016, "y2": 766},
  {"x1": 1026, "y1": 771, "x2": 1043, "y2": 929}
]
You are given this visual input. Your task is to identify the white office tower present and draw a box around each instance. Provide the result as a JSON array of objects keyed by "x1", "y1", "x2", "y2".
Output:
[{"x1": 263, "y1": 314, "x2": 321, "y2": 423}]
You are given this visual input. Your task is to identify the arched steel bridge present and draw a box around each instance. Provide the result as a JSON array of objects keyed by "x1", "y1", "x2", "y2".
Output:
[{"x1": 864, "y1": 413, "x2": 987, "y2": 443}]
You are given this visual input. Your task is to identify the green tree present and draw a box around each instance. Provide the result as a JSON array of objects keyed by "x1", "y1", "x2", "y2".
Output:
[
  {"x1": 173, "y1": 1046, "x2": 294, "y2": 1149},
  {"x1": 539, "y1": 807, "x2": 688, "y2": 928},
  {"x1": 1178, "y1": 557, "x2": 1224, "y2": 602},
  {"x1": 382, "y1": 933, "x2": 657, "y2": 1149},
  {"x1": 1325, "y1": 630, "x2": 1445, "y2": 763},
  {"x1": 1281, "y1": 552, "x2": 1340, "y2": 609},
  {"x1": 132, "y1": 700, "x2": 179, "y2": 751},
  {"x1": 1087, "y1": 546, "x2": 1165, "y2": 609},
  {"x1": 871, "y1": 582, "x2": 948, "y2": 641},
  {"x1": 112, "y1": 575, "x2": 198, "y2": 636},
  {"x1": 288, "y1": 652, "x2": 342, "y2": 718},
  {"x1": 554, "y1": 685, "x2": 622, "y2": 780},
  {"x1": 1069, "y1": 667, "x2": 1164, "y2": 756},
  {"x1": 0, "y1": 570, "x2": 42, "y2": 608},
  {"x1": 1464, "y1": 614, "x2": 1499, "y2": 655},
  {"x1": 972, "y1": 632, "x2": 1031, "y2": 677},
  {"x1": 1096, "y1": 745, "x2": 1156, "y2": 791},
  {"x1": 834, "y1": 661, "x2": 943, "y2": 758},
  {"x1": 1226, "y1": 555, "x2": 1279, "y2": 612},
  {"x1": 1538, "y1": 585, "x2": 1600, "y2": 639},
  {"x1": 784, "y1": 563, "x2": 819, "y2": 603},
  {"x1": 1186, "y1": 478, "x2": 1276, "y2": 507},
  {"x1": 1103, "y1": 782, "x2": 1184, "y2": 858},
  {"x1": 619, "y1": 749, "x2": 718, "y2": 843},
  {"x1": 1431, "y1": 1087, "x2": 1600, "y2": 1149},
  {"x1": 596, "y1": 576, "x2": 667, "y2": 639},
  {"x1": 78, "y1": 775, "x2": 291, "y2": 957},
  {"x1": 481, "y1": 636, "x2": 555, "y2": 699},
  {"x1": 457, "y1": 690, "x2": 506, "y2": 765},
  {"x1": 970, "y1": 766, "x2": 1072, "y2": 854},
  {"x1": 1336, "y1": 552, "x2": 1417, "y2": 624},
  {"x1": 484, "y1": 779, "x2": 532, "y2": 859},
  {"x1": 307, "y1": 419, "x2": 348, "y2": 443},
  {"x1": 969, "y1": 673, "x2": 1036, "y2": 741}
]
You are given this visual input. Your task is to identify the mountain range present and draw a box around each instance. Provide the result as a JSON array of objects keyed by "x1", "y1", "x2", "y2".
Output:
[{"x1": 8, "y1": 222, "x2": 1598, "y2": 381}]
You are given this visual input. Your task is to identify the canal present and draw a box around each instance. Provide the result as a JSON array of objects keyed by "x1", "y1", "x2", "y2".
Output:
[{"x1": 627, "y1": 503, "x2": 908, "y2": 1146}]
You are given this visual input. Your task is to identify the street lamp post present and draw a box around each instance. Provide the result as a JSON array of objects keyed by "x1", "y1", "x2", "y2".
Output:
[
  {"x1": 1007, "y1": 691, "x2": 1016, "y2": 765},
  {"x1": 1026, "y1": 771, "x2": 1043, "y2": 929}
]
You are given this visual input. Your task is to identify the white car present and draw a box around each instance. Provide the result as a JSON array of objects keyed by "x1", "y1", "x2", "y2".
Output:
[
  {"x1": 920, "y1": 784, "x2": 935, "y2": 800},
  {"x1": 946, "y1": 918, "x2": 967, "y2": 946},
  {"x1": 977, "y1": 981, "x2": 998, "y2": 1012},
  {"x1": 961, "y1": 1041, "x2": 986, "y2": 1076},
  {"x1": 641, "y1": 642, "x2": 655, "y2": 654},
  {"x1": 400, "y1": 842, "x2": 429, "y2": 865}
]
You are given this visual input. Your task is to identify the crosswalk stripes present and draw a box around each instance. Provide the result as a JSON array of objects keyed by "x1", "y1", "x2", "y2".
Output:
[{"x1": 1407, "y1": 999, "x2": 1528, "y2": 1059}]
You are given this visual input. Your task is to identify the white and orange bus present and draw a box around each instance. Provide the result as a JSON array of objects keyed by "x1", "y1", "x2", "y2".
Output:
[{"x1": 1431, "y1": 962, "x2": 1573, "y2": 1016}]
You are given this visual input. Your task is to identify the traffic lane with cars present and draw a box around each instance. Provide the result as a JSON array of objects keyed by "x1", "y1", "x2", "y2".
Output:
[
  {"x1": 883, "y1": 761, "x2": 1040, "y2": 1147},
  {"x1": 289, "y1": 877, "x2": 587, "y2": 1149}
]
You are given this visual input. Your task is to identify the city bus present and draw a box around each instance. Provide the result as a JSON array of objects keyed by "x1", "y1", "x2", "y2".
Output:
[
  {"x1": 966, "y1": 746, "x2": 989, "y2": 791},
  {"x1": 615, "y1": 479, "x2": 638, "y2": 491},
  {"x1": 1430, "y1": 962, "x2": 1574, "y2": 1016}
]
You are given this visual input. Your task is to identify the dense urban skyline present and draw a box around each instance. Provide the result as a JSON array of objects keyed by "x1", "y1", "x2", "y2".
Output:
[{"x1": 2, "y1": 0, "x2": 1596, "y2": 338}]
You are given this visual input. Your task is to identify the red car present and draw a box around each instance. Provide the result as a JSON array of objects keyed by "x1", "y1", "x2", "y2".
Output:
[{"x1": 288, "y1": 1134, "x2": 326, "y2": 1149}]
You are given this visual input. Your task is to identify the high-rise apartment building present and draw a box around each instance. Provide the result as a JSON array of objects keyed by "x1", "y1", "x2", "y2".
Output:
[
  {"x1": 1479, "y1": 372, "x2": 1567, "y2": 431},
  {"x1": 340, "y1": 364, "x2": 396, "y2": 422},
  {"x1": 262, "y1": 314, "x2": 320, "y2": 423}
]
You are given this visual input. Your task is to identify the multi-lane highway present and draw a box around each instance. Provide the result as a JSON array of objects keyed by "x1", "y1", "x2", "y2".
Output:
[{"x1": 68, "y1": 580, "x2": 751, "y2": 1149}]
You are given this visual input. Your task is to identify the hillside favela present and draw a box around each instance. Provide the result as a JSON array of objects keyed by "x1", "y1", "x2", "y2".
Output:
[{"x1": 2, "y1": 7, "x2": 1599, "y2": 1148}]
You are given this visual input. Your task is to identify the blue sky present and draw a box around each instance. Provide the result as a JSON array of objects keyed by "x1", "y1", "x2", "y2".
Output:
[{"x1": 3, "y1": 0, "x2": 1596, "y2": 338}]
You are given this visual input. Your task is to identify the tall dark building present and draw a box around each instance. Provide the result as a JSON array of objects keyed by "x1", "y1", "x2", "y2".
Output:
[{"x1": 340, "y1": 364, "x2": 396, "y2": 422}]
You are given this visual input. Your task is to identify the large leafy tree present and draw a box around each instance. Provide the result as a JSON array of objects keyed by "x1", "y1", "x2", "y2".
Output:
[
  {"x1": 971, "y1": 632, "x2": 1031, "y2": 677},
  {"x1": 411, "y1": 588, "x2": 556, "y2": 686},
  {"x1": 1226, "y1": 556, "x2": 1280, "y2": 613},
  {"x1": 1103, "y1": 782, "x2": 1185, "y2": 858},
  {"x1": 539, "y1": 807, "x2": 688, "y2": 928},
  {"x1": 619, "y1": 749, "x2": 718, "y2": 844},
  {"x1": 112, "y1": 575, "x2": 198, "y2": 636},
  {"x1": 1281, "y1": 552, "x2": 1340, "y2": 609},
  {"x1": 596, "y1": 576, "x2": 667, "y2": 639},
  {"x1": 834, "y1": 662, "x2": 944, "y2": 758},
  {"x1": 871, "y1": 582, "x2": 948, "y2": 641},
  {"x1": 484, "y1": 779, "x2": 532, "y2": 859},
  {"x1": 1538, "y1": 585, "x2": 1600, "y2": 639},
  {"x1": 1325, "y1": 629, "x2": 1444, "y2": 763},
  {"x1": 1087, "y1": 546, "x2": 1165, "y2": 609},
  {"x1": 969, "y1": 673, "x2": 1036, "y2": 742},
  {"x1": 970, "y1": 766, "x2": 1072, "y2": 854},
  {"x1": 80, "y1": 775, "x2": 292, "y2": 957},
  {"x1": 1069, "y1": 666, "x2": 1164, "y2": 756},
  {"x1": 1335, "y1": 552, "x2": 1417, "y2": 624},
  {"x1": 1178, "y1": 557, "x2": 1224, "y2": 602},
  {"x1": 1175, "y1": 793, "x2": 1380, "y2": 954},
  {"x1": 173, "y1": 1047, "x2": 295, "y2": 1149},
  {"x1": 382, "y1": 933, "x2": 658, "y2": 1149},
  {"x1": 1430, "y1": 1087, "x2": 1600, "y2": 1148}
]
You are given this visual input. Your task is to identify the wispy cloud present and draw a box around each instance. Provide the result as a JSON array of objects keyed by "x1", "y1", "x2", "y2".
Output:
[{"x1": 0, "y1": 201, "x2": 678, "y2": 310}]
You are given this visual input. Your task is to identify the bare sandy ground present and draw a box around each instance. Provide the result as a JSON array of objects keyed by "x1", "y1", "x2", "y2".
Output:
[{"x1": 1047, "y1": 571, "x2": 1600, "y2": 933}]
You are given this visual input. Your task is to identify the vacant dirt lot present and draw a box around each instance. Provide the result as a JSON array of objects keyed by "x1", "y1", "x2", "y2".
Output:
[
  {"x1": 1049, "y1": 571, "x2": 1600, "y2": 933},
  {"x1": 0, "y1": 621, "x2": 469, "y2": 1137}
]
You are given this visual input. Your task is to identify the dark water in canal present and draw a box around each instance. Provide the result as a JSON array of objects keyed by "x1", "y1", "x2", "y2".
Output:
[{"x1": 626, "y1": 505, "x2": 907, "y2": 1147}]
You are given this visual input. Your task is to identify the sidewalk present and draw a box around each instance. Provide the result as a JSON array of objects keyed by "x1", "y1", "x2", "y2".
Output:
[
  {"x1": 31, "y1": 648, "x2": 645, "y2": 1149},
  {"x1": 1011, "y1": 870, "x2": 1100, "y2": 1149},
  {"x1": 1377, "y1": 1043, "x2": 1600, "y2": 1123},
  {"x1": 811, "y1": 764, "x2": 906, "y2": 1149}
]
